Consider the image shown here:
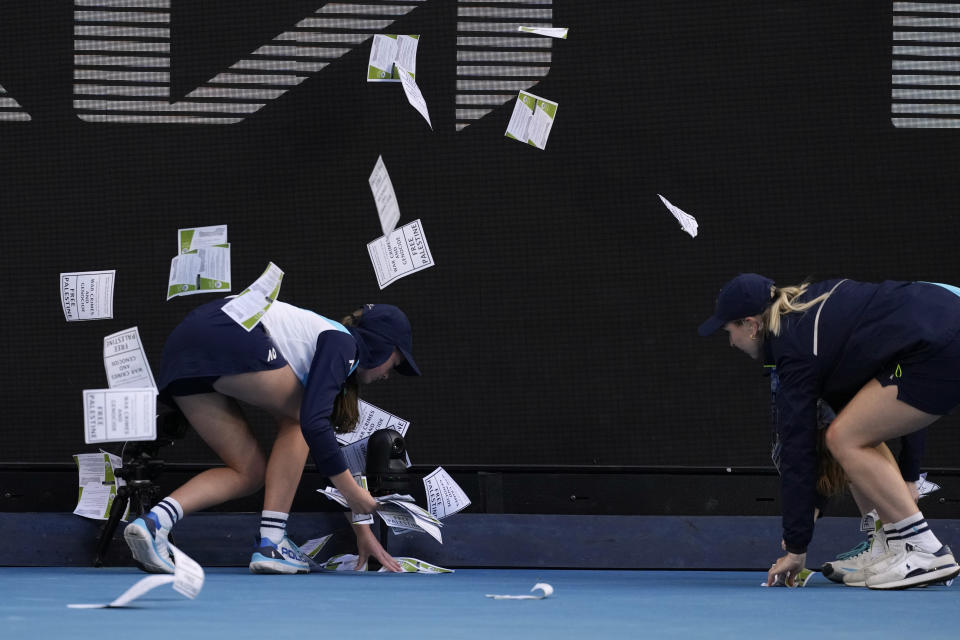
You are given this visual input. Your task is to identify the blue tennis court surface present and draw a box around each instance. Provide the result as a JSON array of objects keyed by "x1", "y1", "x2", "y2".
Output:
[{"x1": 1, "y1": 568, "x2": 956, "y2": 639}]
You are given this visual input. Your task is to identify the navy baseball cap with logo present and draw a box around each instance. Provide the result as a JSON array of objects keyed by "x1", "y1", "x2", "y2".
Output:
[
  {"x1": 698, "y1": 273, "x2": 775, "y2": 336},
  {"x1": 351, "y1": 304, "x2": 421, "y2": 375}
]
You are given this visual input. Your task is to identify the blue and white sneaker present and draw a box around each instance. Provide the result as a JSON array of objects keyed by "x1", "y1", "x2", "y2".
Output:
[
  {"x1": 865, "y1": 544, "x2": 960, "y2": 590},
  {"x1": 123, "y1": 514, "x2": 175, "y2": 574},
  {"x1": 249, "y1": 535, "x2": 310, "y2": 574}
]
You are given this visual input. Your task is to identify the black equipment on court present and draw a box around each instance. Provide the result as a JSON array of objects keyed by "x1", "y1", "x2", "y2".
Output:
[
  {"x1": 364, "y1": 428, "x2": 410, "y2": 496},
  {"x1": 93, "y1": 402, "x2": 189, "y2": 567}
]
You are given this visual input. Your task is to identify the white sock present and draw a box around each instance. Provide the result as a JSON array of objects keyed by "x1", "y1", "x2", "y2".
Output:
[
  {"x1": 260, "y1": 510, "x2": 289, "y2": 544},
  {"x1": 883, "y1": 512, "x2": 942, "y2": 553},
  {"x1": 149, "y1": 497, "x2": 184, "y2": 532}
]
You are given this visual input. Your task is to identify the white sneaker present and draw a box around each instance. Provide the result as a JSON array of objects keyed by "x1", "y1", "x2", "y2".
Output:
[
  {"x1": 865, "y1": 544, "x2": 960, "y2": 590},
  {"x1": 822, "y1": 535, "x2": 876, "y2": 583},
  {"x1": 823, "y1": 529, "x2": 891, "y2": 587}
]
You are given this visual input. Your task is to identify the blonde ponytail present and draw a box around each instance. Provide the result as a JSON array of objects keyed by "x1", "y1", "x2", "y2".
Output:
[{"x1": 762, "y1": 283, "x2": 831, "y2": 336}]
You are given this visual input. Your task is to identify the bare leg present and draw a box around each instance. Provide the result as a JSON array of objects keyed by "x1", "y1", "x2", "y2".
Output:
[
  {"x1": 170, "y1": 392, "x2": 267, "y2": 514},
  {"x1": 214, "y1": 366, "x2": 306, "y2": 514},
  {"x1": 848, "y1": 443, "x2": 898, "y2": 516},
  {"x1": 262, "y1": 416, "x2": 310, "y2": 512},
  {"x1": 825, "y1": 380, "x2": 938, "y2": 524}
]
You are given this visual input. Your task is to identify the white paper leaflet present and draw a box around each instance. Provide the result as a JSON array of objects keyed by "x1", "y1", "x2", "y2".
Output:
[
  {"x1": 396, "y1": 35, "x2": 419, "y2": 75},
  {"x1": 319, "y1": 553, "x2": 368, "y2": 571},
  {"x1": 338, "y1": 400, "x2": 411, "y2": 446},
  {"x1": 73, "y1": 451, "x2": 129, "y2": 521},
  {"x1": 221, "y1": 262, "x2": 284, "y2": 331},
  {"x1": 505, "y1": 91, "x2": 558, "y2": 150},
  {"x1": 518, "y1": 26, "x2": 568, "y2": 39},
  {"x1": 917, "y1": 472, "x2": 940, "y2": 499},
  {"x1": 179, "y1": 225, "x2": 227, "y2": 253},
  {"x1": 397, "y1": 63, "x2": 432, "y2": 129},
  {"x1": 367, "y1": 34, "x2": 419, "y2": 81},
  {"x1": 170, "y1": 542, "x2": 205, "y2": 599},
  {"x1": 67, "y1": 544, "x2": 203, "y2": 608},
  {"x1": 658, "y1": 194, "x2": 699, "y2": 238},
  {"x1": 367, "y1": 218, "x2": 435, "y2": 289},
  {"x1": 318, "y1": 489, "x2": 443, "y2": 543},
  {"x1": 369, "y1": 155, "x2": 401, "y2": 237},
  {"x1": 298, "y1": 534, "x2": 333, "y2": 559},
  {"x1": 83, "y1": 388, "x2": 157, "y2": 444},
  {"x1": 167, "y1": 225, "x2": 231, "y2": 299},
  {"x1": 68, "y1": 575, "x2": 174, "y2": 609},
  {"x1": 486, "y1": 583, "x2": 554, "y2": 600},
  {"x1": 423, "y1": 466, "x2": 471, "y2": 519},
  {"x1": 338, "y1": 400, "x2": 411, "y2": 475},
  {"x1": 317, "y1": 553, "x2": 451, "y2": 573},
  {"x1": 60, "y1": 270, "x2": 115, "y2": 321},
  {"x1": 351, "y1": 473, "x2": 374, "y2": 525},
  {"x1": 103, "y1": 327, "x2": 156, "y2": 390}
]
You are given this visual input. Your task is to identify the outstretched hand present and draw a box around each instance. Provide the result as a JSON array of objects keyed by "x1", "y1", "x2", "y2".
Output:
[
  {"x1": 354, "y1": 524, "x2": 402, "y2": 572},
  {"x1": 768, "y1": 552, "x2": 806, "y2": 587}
]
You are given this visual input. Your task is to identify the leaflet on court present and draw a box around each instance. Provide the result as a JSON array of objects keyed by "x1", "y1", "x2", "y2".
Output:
[
  {"x1": 505, "y1": 91, "x2": 558, "y2": 150},
  {"x1": 397, "y1": 63, "x2": 432, "y2": 129},
  {"x1": 369, "y1": 155, "x2": 401, "y2": 237},
  {"x1": 167, "y1": 225, "x2": 231, "y2": 299},
  {"x1": 423, "y1": 466, "x2": 472, "y2": 519},
  {"x1": 658, "y1": 194, "x2": 699, "y2": 238},
  {"x1": 103, "y1": 327, "x2": 156, "y2": 390},
  {"x1": 221, "y1": 262, "x2": 284, "y2": 331},
  {"x1": 486, "y1": 583, "x2": 554, "y2": 600},
  {"x1": 67, "y1": 543, "x2": 204, "y2": 608},
  {"x1": 82, "y1": 387, "x2": 157, "y2": 444},
  {"x1": 367, "y1": 34, "x2": 419, "y2": 81},
  {"x1": 60, "y1": 270, "x2": 115, "y2": 321},
  {"x1": 318, "y1": 553, "x2": 452, "y2": 573},
  {"x1": 367, "y1": 219, "x2": 435, "y2": 289},
  {"x1": 518, "y1": 26, "x2": 568, "y2": 39},
  {"x1": 72, "y1": 451, "x2": 129, "y2": 521}
]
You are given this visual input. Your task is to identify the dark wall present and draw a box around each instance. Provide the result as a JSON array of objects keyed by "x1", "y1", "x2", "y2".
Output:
[{"x1": 2, "y1": 1, "x2": 959, "y2": 468}]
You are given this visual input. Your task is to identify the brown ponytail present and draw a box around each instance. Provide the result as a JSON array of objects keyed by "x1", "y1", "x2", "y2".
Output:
[
  {"x1": 816, "y1": 428, "x2": 848, "y2": 497},
  {"x1": 330, "y1": 308, "x2": 365, "y2": 434}
]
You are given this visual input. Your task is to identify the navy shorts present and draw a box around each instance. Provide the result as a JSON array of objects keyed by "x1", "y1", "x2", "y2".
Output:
[
  {"x1": 157, "y1": 298, "x2": 288, "y2": 399},
  {"x1": 877, "y1": 333, "x2": 960, "y2": 415}
]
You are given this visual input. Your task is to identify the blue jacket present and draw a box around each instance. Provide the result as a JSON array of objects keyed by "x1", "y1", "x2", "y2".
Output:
[{"x1": 766, "y1": 279, "x2": 960, "y2": 553}]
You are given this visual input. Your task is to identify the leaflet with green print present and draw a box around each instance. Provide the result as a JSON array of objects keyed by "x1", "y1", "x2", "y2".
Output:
[
  {"x1": 505, "y1": 91, "x2": 558, "y2": 150},
  {"x1": 73, "y1": 450, "x2": 129, "y2": 521},
  {"x1": 221, "y1": 262, "x2": 284, "y2": 331},
  {"x1": 318, "y1": 553, "x2": 452, "y2": 573},
  {"x1": 166, "y1": 224, "x2": 231, "y2": 300},
  {"x1": 367, "y1": 34, "x2": 419, "y2": 81}
]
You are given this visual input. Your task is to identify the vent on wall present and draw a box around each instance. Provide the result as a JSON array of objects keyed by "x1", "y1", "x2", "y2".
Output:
[
  {"x1": 72, "y1": 0, "x2": 426, "y2": 124},
  {"x1": 455, "y1": 0, "x2": 553, "y2": 131},
  {"x1": 892, "y1": 1, "x2": 960, "y2": 128}
]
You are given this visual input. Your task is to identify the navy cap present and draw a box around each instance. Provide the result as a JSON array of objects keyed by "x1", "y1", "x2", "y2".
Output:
[
  {"x1": 351, "y1": 304, "x2": 421, "y2": 376},
  {"x1": 698, "y1": 274, "x2": 775, "y2": 336}
]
